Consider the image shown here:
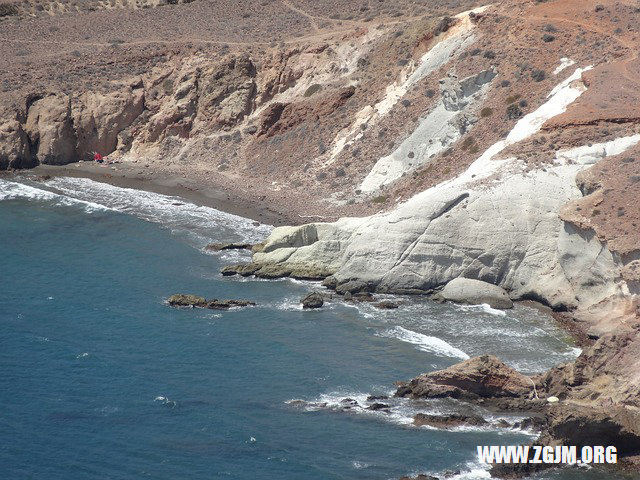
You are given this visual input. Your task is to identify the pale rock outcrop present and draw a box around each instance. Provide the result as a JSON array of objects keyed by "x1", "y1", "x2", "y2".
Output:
[
  {"x1": 24, "y1": 94, "x2": 77, "y2": 165},
  {"x1": 438, "y1": 278, "x2": 513, "y2": 309},
  {"x1": 359, "y1": 68, "x2": 496, "y2": 193},
  {"x1": 0, "y1": 120, "x2": 33, "y2": 169},
  {"x1": 327, "y1": 5, "x2": 488, "y2": 164},
  {"x1": 73, "y1": 86, "x2": 145, "y2": 158}
]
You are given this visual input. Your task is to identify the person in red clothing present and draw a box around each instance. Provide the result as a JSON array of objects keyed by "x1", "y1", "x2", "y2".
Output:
[{"x1": 93, "y1": 152, "x2": 103, "y2": 163}]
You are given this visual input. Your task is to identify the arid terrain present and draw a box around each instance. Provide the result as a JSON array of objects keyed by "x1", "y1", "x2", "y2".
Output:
[{"x1": 2, "y1": 0, "x2": 640, "y2": 477}]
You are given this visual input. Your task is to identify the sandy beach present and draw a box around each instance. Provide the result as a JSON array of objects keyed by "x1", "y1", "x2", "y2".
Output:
[{"x1": 3, "y1": 162, "x2": 296, "y2": 227}]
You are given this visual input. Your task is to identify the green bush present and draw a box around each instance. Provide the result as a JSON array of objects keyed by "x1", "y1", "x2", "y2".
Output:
[{"x1": 372, "y1": 195, "x2": 387, "y2": 204}]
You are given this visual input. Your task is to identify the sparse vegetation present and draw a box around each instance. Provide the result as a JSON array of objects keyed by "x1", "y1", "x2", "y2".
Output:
[
  {"x1": 531, "y1": 69, "x2": 546, "y2": 82},
  {"x1": 0, "y1": 3, "x2": 19, "y2": 16},
  {"x1": 480, "y1": 107, "x2": 494, "y2": 118},
  {"x1": 542, "y1": 34, "x2": 556, "y2": 43},
  {"x1": 507, "y1": 104, "x2": 523, "y2": 119},
  {"x1": 372, "y1": 195, "x2": 387, "y2": 204},
  {"x1": 304, "y1": 84, "x2": 322, "y2": 97},
  {"x1": 505, "y1": 94, "x2": 522, "y2": 104}
]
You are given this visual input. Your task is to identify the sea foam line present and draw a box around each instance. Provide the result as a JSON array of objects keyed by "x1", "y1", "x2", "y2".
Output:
[
  {"x1": 44, "y1": 177, "x2": 273, "y2": 242},
  {"x1": 377, "y1": 326, "x2": 470, "y2": 360},
  {"x1": 0, "y1": 179, "x2": 111, "y2": 212}
]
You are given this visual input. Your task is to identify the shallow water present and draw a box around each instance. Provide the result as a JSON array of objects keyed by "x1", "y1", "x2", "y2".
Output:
[{"x1": 0, "y1": 177, "x2": 627, "y2": 479}]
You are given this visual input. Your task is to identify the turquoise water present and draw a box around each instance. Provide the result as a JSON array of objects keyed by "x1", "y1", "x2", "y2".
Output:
[{"x1": 0, "y1": 177, "x2": 627, "y2": 480}]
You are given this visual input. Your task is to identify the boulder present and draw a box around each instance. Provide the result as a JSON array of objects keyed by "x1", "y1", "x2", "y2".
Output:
[
  {"x1": 301, "y1": 292, "x2": 324, "y2": 309},
  {"x1": 395, "y1": 355, "x2": 533, "y2": 400},
  {"x1": 438, "y1": 278, "x2": 513, "y2": 309}
]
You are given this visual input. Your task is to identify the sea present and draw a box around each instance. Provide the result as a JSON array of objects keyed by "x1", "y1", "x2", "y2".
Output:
[{"x1": 0, "y1": 176, "x2": 630, "y2": 480}]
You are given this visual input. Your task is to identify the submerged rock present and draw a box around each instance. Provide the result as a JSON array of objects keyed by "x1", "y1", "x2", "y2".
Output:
[
  {"x1": 413, "y1": 413, "x2": 487, "y2": 429},
  {"x1": 367, "y1": 402, "x2": 390, "y2": 411},
  {"x1": 374, "y1": 300, "x2": 399, "y2": 309},
  {"x1": 399, "y1": 475, "x2": 439, "y2": 480},
  {"x1": 205, "y1": 242, "x2": 252, "y2": 252},
  {"x1": 301, "y1": 292, "x2": 324, "y2": 309},
  {"x1": 167, "y1": 294, "x2": 255, "y2": 310},
  {"x1": 395, "y1": 355, "x2": 532, "y2": 400},
  {"x1": 437, "y1": 278, "x2": 513, "y2": 309}
]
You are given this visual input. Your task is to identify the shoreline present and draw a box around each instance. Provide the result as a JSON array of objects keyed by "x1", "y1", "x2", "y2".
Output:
[
  {"x1": 3, "y1": 164, "x2": 587, "y2": 347},
  {"x1": 3, "y1": 162, "x2": 296, "y2": 227}
]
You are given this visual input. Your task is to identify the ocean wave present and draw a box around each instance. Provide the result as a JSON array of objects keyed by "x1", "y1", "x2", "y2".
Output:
[
  {"x1": 154, "y1": 396, "x2": 178, "y2": 408},
  {"x1": 0, "y1": 179, "x2": 112, "y2": 213},
  {"x1": 377, "y1": 326, "x2": 470, "y2": 360},
  {"x1": 42, "y1": 177, "x2": 272, "y2": 243},
  {"x1": 456, "y1": 303, "x2": 507, "y2": 317},
  {"x1": 286, "y1": 390, "x2": 438, "y2": 427}
]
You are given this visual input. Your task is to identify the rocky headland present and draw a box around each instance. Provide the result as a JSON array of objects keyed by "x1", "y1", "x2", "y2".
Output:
[{"x1": 3, "y1": 0, "x2": 640, "y2": 477}]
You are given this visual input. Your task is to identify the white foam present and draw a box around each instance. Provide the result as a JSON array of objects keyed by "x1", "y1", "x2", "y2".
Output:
[
  {"x1": 154, "y1": 395, "x2": 177, "y2": 408},
  {"x1": 457, "y1": 303, "x2": 507, "y2": 317},
  {"x1": 0, "y1": 179, "x2": 111, "y2": 213},
  {"x1": 377, "y1": 326, "x2": 470, "y2": 360},
  {"x1": 447, "y1": 463, "x2": 491, "y2": 480},
  {"x1": 42, "y1": 177, "x2": 272, "y2": 243},
  {"x1": 76, "y1": 352, "x2": 89, "y2": 359}
]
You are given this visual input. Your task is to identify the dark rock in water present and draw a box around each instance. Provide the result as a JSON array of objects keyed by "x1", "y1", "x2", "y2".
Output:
[
  {"x1": 395, "y1": 355, "x2": 532, "y2": 400},
  {"x1": 167, "y1": 294, "x2": 255, "y2": 310},
  {"x1": 493, "y1": 419, "x2": 511, "y2": 428},
  {"x1": 340, "y1": 398, "x2": 359, "y2": 406},
  {"x1": 205, "y1": 242, "x2": 252, "y2": 252},
  {"x1": 399, "y1": 474, "x2": 439, "y2": 480},
  {"x1": 367, "y1": 395, "x2": 389, "y2": 401},
  {"x1": 413, "y1": 413, "x2": 487, "y2": 429},
  {"x1": 343, "y1": 291, "x2": 353, "y2": 301},
  {"x1": 374, "y1": 300, "x2": 399, "y2": 309},
  {"x1": 352, "y1": 292, "x2": 375, "y2": 302},
  {"x1": 301, "y1": 292, "x2": 324, "y2": 309},
  {"x1": 167, "y1": 294, "x2": 207, "y2": 307},
  {"x1": 367, "y1": 402, "x2": 390, "y2": 411},
  {"x1": 205, "y1": 299, "x2": 256, "y2": 310},
  {"x1": 513, "y1": 416, "x2": 546, "y2": 431},
  {"x1": 221, "y1": 263, "x2": 260, "y2": 277},
  {"x1": 221, "y1": 262, "x2": 330, "y2": 280}
]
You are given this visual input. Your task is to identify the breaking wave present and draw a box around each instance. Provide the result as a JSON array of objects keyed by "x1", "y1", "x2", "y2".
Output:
[{"x1": 377, "y1": 326, "x2": 470, "y2": 360}]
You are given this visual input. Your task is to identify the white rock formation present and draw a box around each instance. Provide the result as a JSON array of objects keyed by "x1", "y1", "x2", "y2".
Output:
[
  {"x1": 252, "y1": 67, "x2": 633, "y2": 311},
  {"x1": 359, "y1": 69, "x2": 496, "y2": 193},
  {"x1": 326, "y1": 6, "x2": 490, "y2": 165}
]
